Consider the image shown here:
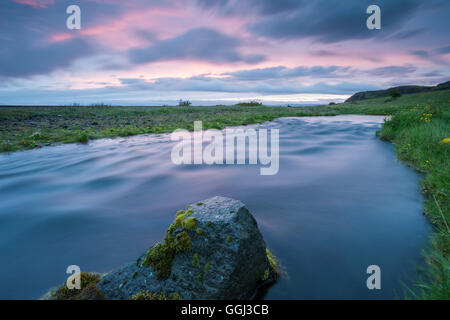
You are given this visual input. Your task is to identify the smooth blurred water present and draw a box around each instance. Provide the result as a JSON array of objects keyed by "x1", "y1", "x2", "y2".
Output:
[{"x1": 0, "y1": 115, "x2": 430, "y2": 299}]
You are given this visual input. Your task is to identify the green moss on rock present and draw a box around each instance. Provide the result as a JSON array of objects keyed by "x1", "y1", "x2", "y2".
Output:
[
  {"x1": 183, "y1": 217, "x2": 197, "y2": 230},
  {"x1": 262, "y1": 269, "x2": 269, "y2": 281},
  {"x1": 142, "y1": 243, "x2": 173, "y2": 279},
  {"x1": 141, "y1": 209, "x2": 197, "y2": 279},
  {"x1": 266, "y1": 249, "x2": 280, "y2": 277},
  {"x1": 176, "y1": 210, "x2": 185, "y2": 217},
  {"x1": 131, "y1": 290, "x2": 183, "y2": 300},
  {"x1": 175, "y1": 231, "x2": 191, "y2": 252},
  {"x1": 226, "y1": 236, "x2": 232, "y2": 243},
  {"x1": 192, "y1": 253, "x2": 199, "y2": 267},
  {"x1": 174, "y1": 209, "x2": 197, "y2": 230},
  {"x1": 51, "y1": 272, "x2": 103, "y2": 300}
]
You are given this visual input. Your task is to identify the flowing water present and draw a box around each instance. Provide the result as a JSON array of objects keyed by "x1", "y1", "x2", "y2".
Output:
[{"x1": 0, "y1": 115, "x2": 430, "y2": 299}]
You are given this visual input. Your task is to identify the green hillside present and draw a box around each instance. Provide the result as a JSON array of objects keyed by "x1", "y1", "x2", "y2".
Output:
[{"x1": 345, "y1": 81, "x2": 450, "y2": 102}]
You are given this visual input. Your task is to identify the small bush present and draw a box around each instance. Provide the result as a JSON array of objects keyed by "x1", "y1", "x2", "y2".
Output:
[
  {"x1": 389, "y1": 89, "x2": 401, "y2": 99},
  {"x1": 235, "y1": 100, "x2": 263, "y2": 107},
  {"x1": 89, "y1": 103, "x2": 111, "y2": 108},
  {"x1": 178, "y1": 99, "x2": 192, "y2": 107}
]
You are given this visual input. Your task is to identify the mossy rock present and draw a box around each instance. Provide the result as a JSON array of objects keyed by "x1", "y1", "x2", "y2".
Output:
[{"x1": 97, "y1": 196, "x2": 277, "y2": 300}]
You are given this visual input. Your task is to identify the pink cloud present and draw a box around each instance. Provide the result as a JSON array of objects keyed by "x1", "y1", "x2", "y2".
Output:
[
  {"x1": 49, "y1": 33, "x2": 75, "y2": 43},
  {"x1": 48, "y1": 6, "x2": 185, "y2": 48},
  {"x1": 47, "y1": 2, "x2": 256, "y2": 57},
  {"x1": 13, "y1": 0, "x2": 54, "y2": 8}
]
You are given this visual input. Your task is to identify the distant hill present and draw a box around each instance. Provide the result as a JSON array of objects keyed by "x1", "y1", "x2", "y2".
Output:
[{"x1": 345, "y1": 80, "x2": 450, "y2": 102}]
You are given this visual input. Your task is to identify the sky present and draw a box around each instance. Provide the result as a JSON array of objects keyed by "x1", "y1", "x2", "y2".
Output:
[{"x1": 0, "y1": 0, "x2": 449, "y2": 105}]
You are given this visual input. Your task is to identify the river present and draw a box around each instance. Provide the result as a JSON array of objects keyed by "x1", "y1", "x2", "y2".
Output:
[{"x1": 0, "y1": 115, "x2": 430, "y2": 299}]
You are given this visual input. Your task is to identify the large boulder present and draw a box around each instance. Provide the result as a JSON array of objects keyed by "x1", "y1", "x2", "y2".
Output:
[{"x1": 96, "y1": 196, "x2": 278, "y2": 300}]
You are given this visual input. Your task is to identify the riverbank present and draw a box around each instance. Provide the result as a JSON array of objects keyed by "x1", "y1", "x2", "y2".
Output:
[
  {"x1": 378, "y1": 103, "x2": 449, "y2": 299},
  {"x1": 1, "y1": 90, "x2": 449, "y2": 154}
]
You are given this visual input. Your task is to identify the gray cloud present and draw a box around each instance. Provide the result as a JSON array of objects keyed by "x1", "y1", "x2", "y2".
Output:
[
  {"x1": 410, "y1": 45, "x2": 450, "y2": 64},
  {"x1": 0, "y1": 0, "x2": 172, "y2": 78},
  {"x1": 411, "y1": 50, "x2": 429, "y2": 58},
  {"x1": 115, "y1": 74, "x2": 378, "y2": 95},
  {"x1": 367, "y1": 65, "x2": 417, "y2": 77},
  {"x1": 388, "y1": 28, "x2": 427, "y2": 40},
  {"x1": 422, "y1": 71, "x2": 442, "y2": 77},
  {"x1": 0, "y1": 38, "x2": 96, "y2": 77},
  {"x1": 128, "y1": 28, "x2": 266, "y2": 65},
  {"x1": 434, "y1": 45, "x2": 450, "y2": 55},
  {"x1": 223, "y1": 65, "x2": 352, "y2": 81},
  {"x1": 248, "y1": 0, "x2": 425, "y2": 43},
  {"x1": 195, "y1": 0, "x2": 306, "y2": 16},
  {"x1": 0, "y1": 0, "x2": 125, "y2": 77}
]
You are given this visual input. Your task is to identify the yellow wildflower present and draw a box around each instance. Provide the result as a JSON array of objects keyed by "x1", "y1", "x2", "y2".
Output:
[{"x1": 441, "y1": 138, "x2": 450, "y2": 144}]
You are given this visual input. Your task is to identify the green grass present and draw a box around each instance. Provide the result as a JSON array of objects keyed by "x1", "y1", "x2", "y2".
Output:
[
  {"x1": 0, "y1": 105, "x2": 336, "y2": 153},
  {"x1": 1, "y1": 90, "x2": 448, "y2": 153},
  {"x1": 378, "y1": 103, "x2": 449, "y2": 299}
]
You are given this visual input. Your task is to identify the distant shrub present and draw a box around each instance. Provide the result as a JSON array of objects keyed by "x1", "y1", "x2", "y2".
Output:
[
  {"x1": 389, "y1": 89, "x2": 401, "y2": 99},
  {"x1": 90, "y1": 103, "x2": 111, "y2": 108},
  {"x1": 235, "y1": 100, "x2": 263, "y2": 107},
  {"x1": 178, "y1": 99, "x2": 192, "y2": 107},
  {"x1": 329, "y1": 102, "x2": 336, "y2": 105}
]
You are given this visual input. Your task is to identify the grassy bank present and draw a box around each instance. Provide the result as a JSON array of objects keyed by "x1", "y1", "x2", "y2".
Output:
[
  {"x1": 378, "y1": 103, "x2": 449, "y2": 299},
  {"x1": 0, "y1": 104, "x2": 338, "y2": 153}
]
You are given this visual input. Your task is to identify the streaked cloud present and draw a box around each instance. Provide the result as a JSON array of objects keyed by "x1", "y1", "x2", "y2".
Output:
[
  {"x1": 0, "y1": 0, "x2": 448, "y2": 105},
  {"x1": 128, "y1": 28, "x2": 266, "y2": 65}
]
